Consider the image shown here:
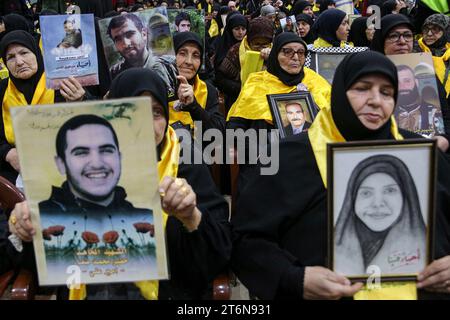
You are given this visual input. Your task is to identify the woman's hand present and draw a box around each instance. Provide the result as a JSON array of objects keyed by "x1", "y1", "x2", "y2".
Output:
[
  {"x1": 417, "y1": 256, "x2": 450, "y2": 293},
  {"x1": 177, "y1": 75, "x2": 195, "y2": 106},
  {"x1": 8, "y1": 201, "x2": 35, "y2": 242},
  {"x1": 303, "y1": 266, "x2": 364, "y2": 299},
  {"x1": 60, "y1": 76, "x2": 86, "y2": 102},
  {"x1": 260, "y1": 47, "x2": 271, "y2": 60},
  {"x1": 159, "y1": 177, "x2": 202, "y2": 231},
  {"x1": 5, "y1": 148, "x2": 20, "y2": 172},
  {"x1": 435, "y1": 136, "x2": 449, "y2": 153}
]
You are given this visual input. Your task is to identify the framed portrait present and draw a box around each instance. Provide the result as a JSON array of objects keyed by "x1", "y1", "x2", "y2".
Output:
[
  {"x1": 388, "y1": 52, "x2": 444, "y2": 138},
  {"x1": 11, "y1": 97, "x2": 168, "y2": 286},
  {"x1": 267, "y1": 92, "x2": 318, "y2": 139},
  {"x1": 40, "y1": 14, "x2": 99, "y2": 89},
  {"x1": 306, "y1": 47, "x2": 369, "y2": 85},
  {"x1": 280, "y1": 15, "x2": 297, "y2": 34},
  {"x1": 327, "y1": 139, "x2": 436, "y2": 282}
]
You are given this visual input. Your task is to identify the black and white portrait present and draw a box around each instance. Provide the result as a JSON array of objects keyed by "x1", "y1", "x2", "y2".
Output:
[{"x1": 330, "y1": 141, "x2": 435, "y2": 280}]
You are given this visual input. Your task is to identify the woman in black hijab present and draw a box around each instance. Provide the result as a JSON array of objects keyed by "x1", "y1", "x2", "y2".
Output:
[
  {"x1": 295, "y1": 13, "x2": 316, "y2": 44},
  {"x1": 213, "y1": 13, "x2": 247, "y2": 70},
  {"x1": 312, "y1": 8, "x2": 351, "y2": 47},
  {"x1": 231, "y1": 50, "x2": 450, "y2": 299},
  {"x1": 7, "y1": 68, "x2": 231, "y2": 300},
  {"x1": 0, "y1": 13, "x2": 34, "y2": 42},
  {"x1": 349, "y1": 16, "x2": 374, "y2": 47},
  {"x1": 0, "y1": 31, "x2": 87, "y2": 183},
  {"x1": 371, "y1": 14, "x2": 450, "y2": 155},
  {"x1": 227, "y1": 32, "x2": 331, "y2": 200},
  {"x1": 169, "y1": 31, "x2": 225, "y2": 134}
]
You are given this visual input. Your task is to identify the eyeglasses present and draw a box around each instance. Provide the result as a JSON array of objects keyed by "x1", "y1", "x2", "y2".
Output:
[
  {"x1": 385, "y1": 32, "x2": 414, "y2": 43},
  {"x1": 422, "y1": 26, "x2": 443, "y2": 35},
  {"x1": 280, "y1": 47, "x2": 306, "y2": 58}
]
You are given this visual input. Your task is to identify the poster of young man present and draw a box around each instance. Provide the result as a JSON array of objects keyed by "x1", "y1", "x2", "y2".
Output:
[{"x1": 11, "y1": 97, "x2": 168, "y2": 286}]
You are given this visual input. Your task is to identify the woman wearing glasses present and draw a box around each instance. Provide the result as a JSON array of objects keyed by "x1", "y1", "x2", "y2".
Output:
[
  {"x1": 226, "y1": 33, "x2": 330, "y2": 199},
  {"x1": 416, "y1": 14, "x2": 450, "y2": 98},
  {"x1": 371, "y1": 14, "x2": 450, "y2": 155}
]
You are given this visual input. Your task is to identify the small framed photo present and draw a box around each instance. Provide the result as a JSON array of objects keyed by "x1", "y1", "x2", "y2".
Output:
[
  {"x1": 306, "y1": 47, "x2": 369, "y2": 85},
  {"x1": 280, "y1": 15, "x2": 297, "y2": 34},
  {"x1": 327, "y1": 139, "x2": 436, "y2": 282},
  {"x1": 266, "y1": 92, "x2": 318, "y2": 139}
]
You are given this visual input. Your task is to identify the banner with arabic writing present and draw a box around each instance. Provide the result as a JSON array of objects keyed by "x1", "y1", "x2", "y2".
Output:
[{"x1": 40, "y1": 14, "x2": 99, "y2": 89}]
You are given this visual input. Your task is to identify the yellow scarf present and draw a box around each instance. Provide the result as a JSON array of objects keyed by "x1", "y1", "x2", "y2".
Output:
[
  {"x1": 313, "y1": 37, "x2": 354, "y2": 48},
  {"x1": 208, "y1": 19, "x2": 219, "y2": 38},
  {"x1": 69, "y1": 126, "x2": 180, "y2": 300},
  {"x1": 239, "y1": 36, "x2": 266, "y2": 87},
  {"x1": 418, "y1": 38, "x2": 450, "y2": 97},
  {"x1": 2, "y1": 73, "x2": 55, "y2": 145},
  {"x1": 307, "y1": 106, "x2": 404, "y2": 188},
  {"x1": 227, "y1": 69, "x2": 331, "y2": 122},
  {"x1": 168, "y1": 75, "x2": 208, "y2": 130}
]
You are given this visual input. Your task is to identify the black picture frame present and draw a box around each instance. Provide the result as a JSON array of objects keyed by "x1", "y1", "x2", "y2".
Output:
[
  {"x1": 305, "y1": 47, "x2": 369, "y2": 85},
  {"x1": 327, "y1": 139, "x2": 436, "y2": 283},
  {"x1": 266, "y1": 92, "x2": 318, "y2": 139}
]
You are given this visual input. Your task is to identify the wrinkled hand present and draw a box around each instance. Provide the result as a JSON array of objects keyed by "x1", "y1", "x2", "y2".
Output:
[
  {"x1": 435, "y1": 136, "x2": 449, "y2": 153},
  {"x1": 60, "y1": 76, "x2": 86, "y2": 102},
  {"x1": 303, "y1": 266, "x2": 363, "y2": 300},
  {"x1": 260, "y1": 47, "x2": 271, "y2": 60},
  {"x1": 6, "y1": 148, "x2": 20, "y2": 172},
  {"x1": 417, "y1": 256, "x2": 450, "y2": 293},
  {"x1": 159, "y1": 177, "x2": 201, "y2": 231},
  {"x1": 177, "y1": 75, "x2": 195, "y2": 106},
  {"x1": 9, "y1": 201, "x2": 35, "y2": 242}
]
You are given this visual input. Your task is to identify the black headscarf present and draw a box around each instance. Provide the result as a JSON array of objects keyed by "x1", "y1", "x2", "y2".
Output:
[
  {"x1": 292, "y1": 0, "x2": 312, "y2": 16},
  {"x1": 267, "y1": 32, "x2": 308, "y2": 86},
  {"x1": 295, "y1": 13, "x2": 316, "y2": 44},
  {"x1": 214, "y1": 13, "x2": 247, "y2": 69},
  {"x1": 318, "y1": 0, "x2": 334, "y2": 14},
  {"x1": 370, "y1": 14, "x2": 414, "y2": 54},
  {"x1": 0, "y1": 30, "x2": 45, "y2": 105},
  {"x1": 108, "y1": 68, "x2": 169, "y2": 156},
  {"x1": 349, "y1": 16, "x2": 371, "y2": 47},
  {"x1": 312, "y1": 8, "x2": 346, "y2": 47},
  {"x1": 381, "y1": 0, "x2": 398, "y2": 16},
  {"x1": 173, "y1": 31, "x2": 204, "y2": 66},
  {"x1": 0, "y1": 13, "x2": 32, "y2": 42},
  {"x1": 330, "y1": 51, "x2": 398, "y2": 142}
]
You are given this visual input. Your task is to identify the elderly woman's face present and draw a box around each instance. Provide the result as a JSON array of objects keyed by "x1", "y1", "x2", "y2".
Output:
[
  {"x1": 277, "y1": 42, "x2": 305, "y2": 75},
  {"x1": 5, "y1": 44, "x2": 38, "y2": 80},
  {"x1": 140, "y1": 92, "x2": 167, "y2": 146},
  {"x1": 354, "y1": 172, "x2": 403, "y2": 232},
  {"x1": 346, "y1": 74, "x2": 395, "y2": 130},
  {"x1": 422, "y1": 24, "x2": 444, "y2": 46}
]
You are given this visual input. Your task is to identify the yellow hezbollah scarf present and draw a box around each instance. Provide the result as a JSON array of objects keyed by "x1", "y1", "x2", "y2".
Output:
[
  {"x1": 168, "y1": 75, "x2": 208, "y2": 130},
  {"x1": 69, "y1": 126, "x2": 180, "y2": 300},
  {"x1": 307, "y1": 108, "x2": 418, "y2": 300},
  {"x1": 239, "y1": 36, "x2": 266, "y2": 87},
  {"x1": 313, "y1": 37, "x2": 354, "y2": 48},
  {"x1": 227, "y1": 69, "x2": 331, "y2": 122},
  {"x1": 2, "y1": 73, "x2": 54, "y2": 145},
  {"x1": 208, "y1": 19, "x2": 219, "y2": 38},
  {"x1": 418, "y1": 38, "x2": 450, "y2": 97}
]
